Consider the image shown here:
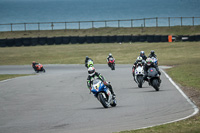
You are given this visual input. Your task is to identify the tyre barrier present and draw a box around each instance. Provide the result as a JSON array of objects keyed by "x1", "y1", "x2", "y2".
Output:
[
  {"x1": 22, "y1": 38, "x2": 32, "y2": 46},
  {"x1": 1, "y1": 35, "x2": 200, "y2": 47},
  {"x1": 55, "y1": 37, "x2": 63, "y2": 45},
  {"x1": 86, "y1": 36, "x2": 94, "y2": 43},
  {"x1": 46, "y1": 37, "x2": 55, "y2": 45},
  {"x1": 38, "y1": 37, "x2": 47, "y2": 45},
  {"x1": 62, "y1": 36, "x2": 70, "y2": 44}
]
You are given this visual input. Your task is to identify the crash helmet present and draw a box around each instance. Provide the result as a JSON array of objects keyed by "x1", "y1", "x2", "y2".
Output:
[
  {"x1": 88, "y1": 67, "x2": 95, "y2": 76},
  {"x1": 136, "y1": 56, "x2": 143, "y2": 64},
  {"x1": 87, "y1": 60, "x2": 94, "y2": 68},
  {"x1": 140, "y1": 51, "x2": 145, "y2": 56},
  {"x1": 86, "y1": 56, "x2": 89, "y2": 60},
  {"x1": 32, "y1": 61, "x2": 36, "y2": 64},
  {"x1": 146, "y1": 58, "x2": 153, "y2": 66},
  {"x1": 151, "y1": 50, "x2": 155, "y2": 55},
  {"x1": 109, "y1": 53, "x2": 112, "y2": 57}
]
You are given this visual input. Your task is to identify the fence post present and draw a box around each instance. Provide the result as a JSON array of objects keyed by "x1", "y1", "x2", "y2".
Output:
[
  {"x1": 144, "y1": 18, "x2": 145, "y2": 27},
  {"x1": 92, "y1": 21, "x2": 94, "y2": 28},
  {"x1": 156, "y1": 17, "x2": 158, "y2": 27},
  {"x1": 51, "y1": 22, "x2": 54, "y2": 30},
  {"x1": 181, "y1": 17, "x2": 182, "y2": 26},
  {"x1": 65, "y1": 22, "x2": 67, "y2": 30},
  {"x1": 131, "y1": 19, "x2": 133, "y2": 27},
  {"x1": 105, "y1": 21, "x2": 107, "y2": 27},
  {"x1": 118, "y1": 20, "x2": 120, "y2": 28},
  {"x1": 193, "y1": 17, "x2": 194, "y2": 26},
  {"x1": 38, "y1": 23, "x2": 40, "y2": 31},
  {"x1": 168, "y1": 17, "x2": 170, "y2": 27},
  {"x1": 11, "y1": 23, "x2": 13, "y2": 32},
  {"x1": 79, "y1": 21, "x2": 80, "y2": 29},
  {"x1": 24, "y1": 23, "x2": 26, "y2": 31}
]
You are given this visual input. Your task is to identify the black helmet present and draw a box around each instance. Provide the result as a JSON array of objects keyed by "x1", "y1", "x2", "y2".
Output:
[
  {"x1": 140, "y1": 51, "x2": 145, "y2": 56},
  {"x1": 151, "y1": 50, "x2": 155, "y2": 55},
  {"x1": 86, "y1": 56, "x2": 89, "y2": 59}
]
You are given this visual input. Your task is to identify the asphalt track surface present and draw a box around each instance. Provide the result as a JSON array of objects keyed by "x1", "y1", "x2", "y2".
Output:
[{"x1": 0, "y1": 65, "x2": 198, "y2": 133}]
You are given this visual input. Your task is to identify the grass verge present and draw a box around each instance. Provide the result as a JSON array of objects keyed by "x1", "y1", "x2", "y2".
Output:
[{"x1": 0, "y1": 74, "x2": 32, "y2": 81}]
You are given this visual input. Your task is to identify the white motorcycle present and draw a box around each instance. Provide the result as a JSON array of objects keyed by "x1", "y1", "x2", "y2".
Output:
[{"x1": 133, "y1": 64, "x2": 145, "y2": 88}]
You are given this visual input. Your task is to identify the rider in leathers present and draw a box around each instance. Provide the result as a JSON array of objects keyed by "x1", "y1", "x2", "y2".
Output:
[
  {"x1": 107, "y1": 53, "x2": 115, "y2": 67},
  {"x1": 140, "y1": 51, "x2": 147, "y2": 61},
  {"x1": 32, "y1": 61, "x2": 39, "y2": 71},
  {"x1": 148, "y1": 50, "x2": 157, "y2": 58},
  {"x1": 87, "y1": 67, "x2": 116, "y2": 97},
  {"x1": 143, "y1": 58, "x2": 161, "y2": 82}
]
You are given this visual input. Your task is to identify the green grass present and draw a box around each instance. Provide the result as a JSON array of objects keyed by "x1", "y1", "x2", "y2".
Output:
[
  {"x1": 1, "y1": 26, "x2": 200, "y2": 39},
  {"x1": 0, "y1": 42, "x2": 200, "y2": 133},
  {"x1": 0, "y1": 74, "x2": 32, "y2": 81}
]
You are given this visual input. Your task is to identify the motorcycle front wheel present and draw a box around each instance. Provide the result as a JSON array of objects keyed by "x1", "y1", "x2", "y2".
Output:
[
  {"x1": 98, "y1": 93, "x2": 109, "y2": 108},
  {"x1": 152, "y1": 79, "x2": 160, "y2": 91}
]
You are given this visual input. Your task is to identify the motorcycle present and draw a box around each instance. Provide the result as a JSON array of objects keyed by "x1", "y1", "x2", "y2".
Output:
[
  {"x1": 108, "y1": 58, "x2": 115, "y2": 70},
  {"x1": 33, "y1": 63, "x2": 46, "y2": 73},
  {"x1": 91, "y1": 79, "x2": 117, "y2": 108},
  {"x1": 147, "y1": 67, "x2": 161, "y2": 91},
  {"x1": 132, "y1": 64, "x2": 145, "y2": 88}
]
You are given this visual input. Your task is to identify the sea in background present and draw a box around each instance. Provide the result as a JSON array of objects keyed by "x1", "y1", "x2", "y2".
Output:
[{"x1": 0, "y1": 0, "x2": 200, "y2": 31}]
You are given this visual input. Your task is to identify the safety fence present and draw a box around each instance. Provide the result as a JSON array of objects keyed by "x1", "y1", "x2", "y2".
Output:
[
  {"x1": 0, "y1": 17, "x2": 200, "y2": 32},
  {"x1": 1, "y1": 35, "x2": 200, "y2": 47}
]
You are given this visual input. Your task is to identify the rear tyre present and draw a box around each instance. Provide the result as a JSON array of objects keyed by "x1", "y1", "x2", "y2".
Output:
[
  {"x1": 152, "y1": 79, "x2": 159, "y2": 91},
  {"x1": 98, "y1": 93, "x2": 109, "y2": 108}
]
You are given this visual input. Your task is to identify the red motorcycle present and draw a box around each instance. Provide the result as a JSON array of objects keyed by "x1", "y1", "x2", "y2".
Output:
[
  {"x1": 32, "y1": 63, "x2": 46, "y2": 73},
  {"x1": 108, "y1": 58, "x2": 115, "y2": 70}
]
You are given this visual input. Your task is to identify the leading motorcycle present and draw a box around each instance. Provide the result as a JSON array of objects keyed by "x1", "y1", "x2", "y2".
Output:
[
  {"x1": 91, "y1": 79, "x2": 117, "y2": 108},
  {"x1": 147, "y1": 67, "x2": 161, "y2": 91},
  {"x1": 32, "y1": 63, "x2": 46, "y2": 73}
]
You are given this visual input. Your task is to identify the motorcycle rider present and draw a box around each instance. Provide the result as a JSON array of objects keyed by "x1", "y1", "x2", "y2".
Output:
[
  {"x1": 32, "y1": 61, "x2": 39, "y2": 71},
  {"x1": 140, "y1": 51, "x2": 147, "y2": 61},
  {"x1": 107, "y1": 53, "x2": 115, "y2": 67},
  {"x1": 143, "y1": 58, "x2": 161, "y2": 82},
  {"x1": 87, "y1": 67, "x2": 116, "y2": 97},
  {"x1": 85, "y1": 56, "x2": 93, "y2": 68},
  {"x1": 148, "y1": 50, "x2": 157, "y2": 58}
]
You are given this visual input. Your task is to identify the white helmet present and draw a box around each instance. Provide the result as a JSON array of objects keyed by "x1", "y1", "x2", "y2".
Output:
[
  {"x1": 88, "y1": 67, "x2": 95, "y2": 76},
  {"x1": 109, "y1": 53, "x2": 112, "y2": 56}
]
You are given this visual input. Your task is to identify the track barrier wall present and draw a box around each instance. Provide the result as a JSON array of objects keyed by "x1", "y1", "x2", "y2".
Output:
[{"x1": 0, "y1": 35, "x2": 200, "y2": 47}]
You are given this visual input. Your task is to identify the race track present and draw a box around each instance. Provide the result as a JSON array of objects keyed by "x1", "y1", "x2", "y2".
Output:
[{"x1": 0, "y1": 65, "x2": 198, "y2": 133}]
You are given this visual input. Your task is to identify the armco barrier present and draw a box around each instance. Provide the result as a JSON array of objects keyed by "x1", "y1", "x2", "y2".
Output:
[
  {"x1": 46, "y1": 37, "x2": 55, "y2": 45},
  {"x1": 154, "y1": 35, "x2": 161, "y2": 42},
  {"x1": 38, "y1": 37, "x2": 47, "y2": 45},
  {"x1": 161, "y1": 35, "x2": 168, "y2": 42},
  {"x1": 62, "y1": 36, "x2": 70, "y2": 44}
]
